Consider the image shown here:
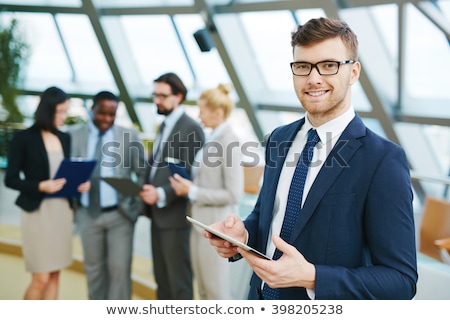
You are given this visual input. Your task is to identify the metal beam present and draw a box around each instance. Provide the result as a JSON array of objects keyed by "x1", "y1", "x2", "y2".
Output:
[
  {"x1": 80, "y1": 0, "x2": 141, "y2": 130},
  {"x1": 0, "y1": 4, "x2": 84, "y2": 14},
  {"x1": 413, "y1": 0, "x2": 450, "y2": 39}
]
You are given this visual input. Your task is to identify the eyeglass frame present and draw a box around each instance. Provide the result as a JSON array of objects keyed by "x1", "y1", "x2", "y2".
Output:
[
  {"x1": 290, "y1": 60, "x2": 355, "y2": 76},
  {"x1": 151, "y1": 92, "x2": 175, "y2": 100}
]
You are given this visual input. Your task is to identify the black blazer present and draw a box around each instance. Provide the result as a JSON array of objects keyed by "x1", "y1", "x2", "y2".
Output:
[{"x1": 4, "y1": 125, "x2": 71, "y2": 212}]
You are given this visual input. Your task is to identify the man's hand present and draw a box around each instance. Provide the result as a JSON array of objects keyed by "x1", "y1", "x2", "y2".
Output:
[
  {"x1": 205, "y1": 214, "x2": 247, "y2": 258},
  {"x1": 77, "y1": 181, "x2": 90, "y2": 193},
  {"x1": 139, "y1": 184, "x2": 159, "y2": 205},
  {"x1": 238, "y1": 235, "x2": 316, "y2": 289}
]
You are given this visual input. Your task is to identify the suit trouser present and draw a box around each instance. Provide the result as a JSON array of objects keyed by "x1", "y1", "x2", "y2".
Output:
[
  {"x1": 151, "y1": 223, "x2": 193, "y2": 299},
  {"x1": 76, "y1": 208, "x2": 134, "y2": 300}
]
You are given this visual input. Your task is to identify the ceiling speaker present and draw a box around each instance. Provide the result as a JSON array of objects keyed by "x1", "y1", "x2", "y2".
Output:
[{"x1": 193, "y1": 28, "x2": 215, "y2": 52}]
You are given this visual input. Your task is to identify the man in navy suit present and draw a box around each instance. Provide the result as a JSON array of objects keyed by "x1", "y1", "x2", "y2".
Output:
[{"x1": 207, "y1": 17, "x2": 417, "y2": 299}]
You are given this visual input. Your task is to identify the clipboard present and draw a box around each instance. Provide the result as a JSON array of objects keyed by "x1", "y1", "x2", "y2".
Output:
[
  {"x1": 186, "y1": 216, "x2": 271, "y2": 260},
  {"x1": 165, "y1": 157, "x2": 190, "y2": 180},
  {"x1": 101, "y1": 177, "x2": 142, "y2": 196},
  {"x1": 46, "y1": 158, "x2": 97, "y2": 198}
]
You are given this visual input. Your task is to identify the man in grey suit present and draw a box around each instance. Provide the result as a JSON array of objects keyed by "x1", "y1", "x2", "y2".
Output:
[
  {"x1": 70, "y1": 91, "x2": 146, "y2": 299},
  {"x1": 140, "y1": 73, "x2": 205, "y2": 299}
]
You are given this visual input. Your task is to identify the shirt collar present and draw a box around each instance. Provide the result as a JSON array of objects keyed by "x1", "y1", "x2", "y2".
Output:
[
  {"x1": 163, "y1": 106, "x2": 184, "y2": 128},
  {"x1": 305, "y1": 106, "x2": 355, "y2": 144}
]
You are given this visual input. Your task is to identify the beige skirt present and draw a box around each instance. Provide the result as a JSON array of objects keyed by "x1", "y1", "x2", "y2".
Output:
[{"x1": 20, "y1": 198, "x2": 73, "y2": 273}]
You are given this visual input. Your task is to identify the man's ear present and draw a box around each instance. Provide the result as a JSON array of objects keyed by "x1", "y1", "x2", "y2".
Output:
[
  {"x1": 174, "y1": 92, "x2": 184, "y2": 104},
  {"x1": 349, "y1": 61, "x2": 361, "y2": 85}
]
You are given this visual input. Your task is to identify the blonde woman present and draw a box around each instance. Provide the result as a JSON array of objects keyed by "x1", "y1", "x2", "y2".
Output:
[{"x1": 170, "y1": 84, "x2": 243, "y2": 299}]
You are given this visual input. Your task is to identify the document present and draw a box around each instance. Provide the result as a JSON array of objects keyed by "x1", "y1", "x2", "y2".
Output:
[
  {"x1": 101, "y1": 177, "x2": 142, "y2": 196},
  {"x1": 165, "y1": 157, "x2": 190, "y2": 180},
  {"x1": 186, "y1": 216, "x2": 272, "y2": 260},
  {"x1": 47, "y1": 158, "x2": 97, "y2": 198}
]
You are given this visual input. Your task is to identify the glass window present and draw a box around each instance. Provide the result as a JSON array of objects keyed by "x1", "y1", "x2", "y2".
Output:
[
  {"x1": 403, "y1": 4, "x2": 450, "y2": 115},
  {"x1": 56, "y1": 14, "x2": 116, "y2": 92},
  {"x1": 3, "y1": 12, "x2": 73, "y2": 89},
  {"x1": 370, "y1": 4, "x2": 398, "y2": 63},
  {"x1": 239, "y1": 11, "x2": 296, "y2": 92},
  {"x1": 119, "y1": 15, "x2": 193, "y2": 95}
]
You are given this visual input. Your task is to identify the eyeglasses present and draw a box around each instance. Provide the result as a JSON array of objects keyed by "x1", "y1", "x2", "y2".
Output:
[
  {"x1": 151, "y1": 93, "x2": 174, "y2": 100},
  {"x1": 290, "y1": 60, "x2": 355, "y2": 76}
]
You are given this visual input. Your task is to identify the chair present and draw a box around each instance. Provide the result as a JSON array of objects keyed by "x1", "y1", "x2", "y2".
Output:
[
  {"x1": 243, "y1": 165, "x2": 264, "y2": 194},
  {"x1": 419, "y1": 195, "x2": 450, "y2": 264}
]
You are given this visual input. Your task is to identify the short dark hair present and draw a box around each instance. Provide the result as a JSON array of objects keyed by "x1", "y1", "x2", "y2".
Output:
[
  {"x1": 291, "y1": 17, "x2": 359, "y2": 61},
  {"x1": 34, "y1": 86, "x2": 69, "y2": 133},
  {"x1": 91, "y1": 91, "x2": 119, "y2": 109},
  {"x1": 154, "y1": 72, "x2": 187, "y2": 103}
]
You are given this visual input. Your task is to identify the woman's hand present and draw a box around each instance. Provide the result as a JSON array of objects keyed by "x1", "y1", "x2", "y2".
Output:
[
  {"x1": 38, "y1": 178, "x2": 66, "y2": 194},
  {"x1": 169, "y1": 174, "x2": 192, "y2": 196}
]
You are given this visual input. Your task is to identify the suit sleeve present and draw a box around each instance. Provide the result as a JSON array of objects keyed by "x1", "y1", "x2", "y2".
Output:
[
  {"x1": 314, "y1": 145, "x2": 417, "y2": 299},
  {"x1": 4, "y1": 131, "x2": 42, "y2": 196}
]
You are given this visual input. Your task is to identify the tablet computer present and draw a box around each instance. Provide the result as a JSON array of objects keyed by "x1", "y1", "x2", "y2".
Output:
[
  {"x1": 186, "y1": 216, "x2": 271, "y2": 260},
  {"x1": 101, "y1": 177, "x2": 142, "y2": 196}
]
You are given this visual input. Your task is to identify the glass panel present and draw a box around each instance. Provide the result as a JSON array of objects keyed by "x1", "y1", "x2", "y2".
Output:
[
  {"x1": 438, "y1": 0, "x2": 450, "y2": 19},
  {"x1": 56, "y1": 14, "x2": 116, "y2": 92},
  {"x1": 239, "y1": 11, "x2": 296, "y2": 92},
  {"x1": 370, "y1": 4, "x2": 398, "y2": 63},
  {"x1": 403, "y1": 4, "x2": 450, "y2": 115},
  {"x1": 1, "y1": 12, "x2": 73, "y2": 90},
  {"x1": 397, "y1": 122, "x2": 450, "y2": 199},
  {"x1": 119, "y1": 15, "x2": 193, "y2": 97}
]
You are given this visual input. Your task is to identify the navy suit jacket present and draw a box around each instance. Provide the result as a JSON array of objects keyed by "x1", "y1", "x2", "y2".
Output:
[{"x1": 245, "y1": 115, "x2": 417, "y2": 300}]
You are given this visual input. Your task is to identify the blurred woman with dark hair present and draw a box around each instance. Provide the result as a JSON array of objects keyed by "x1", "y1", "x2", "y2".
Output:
[{"x1": 4, "y1": 86, "x2": 89, "y2": 299}]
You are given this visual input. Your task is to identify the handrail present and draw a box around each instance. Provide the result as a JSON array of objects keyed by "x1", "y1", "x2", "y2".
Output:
[{"x1": 410, "y1": 171, "x2": 450, "y2": 186}]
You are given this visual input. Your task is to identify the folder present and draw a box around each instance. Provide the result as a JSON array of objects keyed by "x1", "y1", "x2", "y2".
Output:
[
  {"x1": 46, "y1": 158, "x2": 97, "y2": 198},
  {"x1": 101, "y1": 177, "x2": 142, "y2": 196},
  {"x1": 165, "y1": 157, "x2": 190, "y2": 180}
]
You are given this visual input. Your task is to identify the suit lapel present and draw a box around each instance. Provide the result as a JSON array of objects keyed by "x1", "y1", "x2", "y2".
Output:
[
  {"x1": 113, "y1": 126, "x2": 123, "y2": 175},
  {"x1": 289, "y1": 115, "x2": 366, "y2": 242}
]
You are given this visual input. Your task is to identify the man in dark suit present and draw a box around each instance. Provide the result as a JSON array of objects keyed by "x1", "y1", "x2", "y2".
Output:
[
  {"x1": 140, "y1": 73, "x2": 205, "y2": 299},
  {"x1": 70, "y1": 91, "x2": 146, "y2": 299},
  {"x1": 206, "y1": 17, "x2": 418, "y2": 299}
]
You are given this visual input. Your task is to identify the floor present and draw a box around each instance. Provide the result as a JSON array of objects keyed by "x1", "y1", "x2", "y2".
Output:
[{"x1": 0, "y1": 251, "x2": 89, "y2": 300}]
